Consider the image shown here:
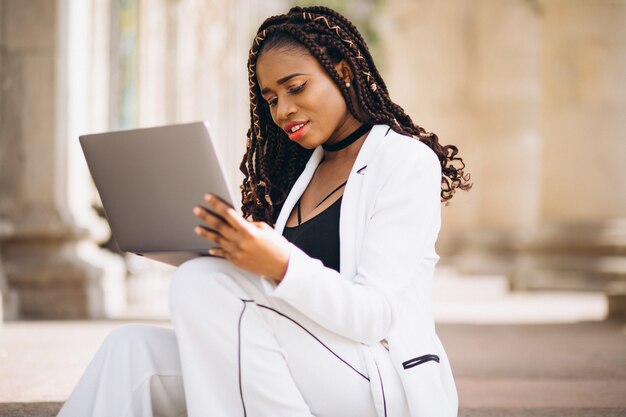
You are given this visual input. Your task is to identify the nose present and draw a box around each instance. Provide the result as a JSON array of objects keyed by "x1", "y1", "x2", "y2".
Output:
[{"x1": 275, "y1": 95, "x2": 297, "y2": 122}]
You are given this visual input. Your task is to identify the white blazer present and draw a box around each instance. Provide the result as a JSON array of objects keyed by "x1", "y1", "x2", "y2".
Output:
[{"x1": 265, "y1": 124, "x2": 458, "y2": 417}]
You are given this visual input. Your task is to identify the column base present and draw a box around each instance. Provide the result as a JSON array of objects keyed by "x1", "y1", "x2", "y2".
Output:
[
  {"x1": 607, "y1": 282, "x2": 626, "y2": 321},
  {"x1": 441, "y1": 229, "x2": 522, "y2": 276},
  {"x1": 2, "y1": 229, "x2": 127, "y2": 320},
  {"x1": 510, "y1": 219, "x2": 626, "y2": 292},
  {"x1": 0, "y1": 219, "x2": 18, "y2": 322}
]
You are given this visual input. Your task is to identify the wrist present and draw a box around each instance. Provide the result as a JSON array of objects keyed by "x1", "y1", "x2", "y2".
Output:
[
  {"x1": 268, "y1": 243, "x2": 291, "y2": 283},
  {"x1": 272, "y1": 251, "x2": 289, "y2": 283}
]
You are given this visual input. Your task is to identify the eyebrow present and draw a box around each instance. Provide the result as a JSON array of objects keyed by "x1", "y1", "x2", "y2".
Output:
[{"x1": 260, "y1": 73, "x2": 306, "y2": 95}]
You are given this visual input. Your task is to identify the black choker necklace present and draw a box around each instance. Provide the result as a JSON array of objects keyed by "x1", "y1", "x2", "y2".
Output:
[{"x1": 322, "y1": 124, "x2": 373, "y2": 151}]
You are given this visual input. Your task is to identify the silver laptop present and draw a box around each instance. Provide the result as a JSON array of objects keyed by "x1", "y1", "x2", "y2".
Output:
[{"x1": 80, "y1": 121, "x2": 237, "y2": 266}]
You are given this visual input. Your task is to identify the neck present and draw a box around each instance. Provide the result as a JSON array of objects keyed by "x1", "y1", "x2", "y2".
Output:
[
  {"x1": 322, "y1": 136, "x2": 366, "y2": 163},
  {"x1": 322, "y1": 121, "x2": 370, "y2": 163}
]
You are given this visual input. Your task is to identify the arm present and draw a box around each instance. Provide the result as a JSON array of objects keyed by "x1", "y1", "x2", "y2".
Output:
[{"x1": 268, "y1": 144, "x2": 442, "y2": 344}]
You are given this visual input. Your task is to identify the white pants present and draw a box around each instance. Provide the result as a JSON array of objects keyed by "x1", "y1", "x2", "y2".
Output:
[{"x1": 57, "y1": 257, "x2": 409, "y2": 417}]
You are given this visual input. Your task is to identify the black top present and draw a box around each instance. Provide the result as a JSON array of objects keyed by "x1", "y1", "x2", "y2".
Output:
[{"x1": 282, "y1": 181, "x2": 346, "y2": 273}]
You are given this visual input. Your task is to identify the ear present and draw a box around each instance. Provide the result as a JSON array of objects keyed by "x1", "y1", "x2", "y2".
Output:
[{"x1": 334, "y1": 59, "x2": 354, "y2": 85}]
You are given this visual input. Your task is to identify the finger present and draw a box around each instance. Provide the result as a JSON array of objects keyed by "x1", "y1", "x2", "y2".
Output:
[
  {"x1": 204, "y1": 194, "x2": 250, "y2": 232},
  {"x1": 207, "y1": 247, "x2": 227, "y2": 259},
  {"x1": 204, "y1": 192, "x2": 235, "y2": 209},
  {"x1": 203, "y1": 193, "x2": 234, "y2": 216},
  {"x1": 210, "y1": 247, "x2": 232, "y2": 261},
  {"x1": 192, "y1": 205, "x2": 222, "y2": 225},
  {"x1": 193, "y1": 224, "x2": 220, "y2": 243},
  {"x1": 192, "y1": 206, "x2": 238, "y2": 240},
  {"x1": 194, "y1": 226, "x2": 236, "y2": 252}
]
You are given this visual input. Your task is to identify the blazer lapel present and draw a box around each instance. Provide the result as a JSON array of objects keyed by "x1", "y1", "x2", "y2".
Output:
[{"x1": 338, "y1": 124, "x2": 388, "y2": 278}]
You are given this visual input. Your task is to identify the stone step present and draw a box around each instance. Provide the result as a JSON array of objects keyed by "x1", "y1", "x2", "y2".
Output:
[
  {"x1": 0, "y1": 402, "x2": 62, "y2": 417},
  {"x1": 461, "y1": 409, "x2": 626, "y2": 417},
  {"x1": 1, "y1": 403, "x2": 625, "y2": 417}
]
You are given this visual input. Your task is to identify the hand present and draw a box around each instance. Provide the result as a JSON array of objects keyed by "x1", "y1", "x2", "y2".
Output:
[{"x1": 192, "y1": 193, "x2": 291, "y2": 282}]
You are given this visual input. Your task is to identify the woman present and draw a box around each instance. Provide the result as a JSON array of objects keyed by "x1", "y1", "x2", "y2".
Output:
[{"x1": 57, "y1": 5, "x2": 470, "y2": 417}]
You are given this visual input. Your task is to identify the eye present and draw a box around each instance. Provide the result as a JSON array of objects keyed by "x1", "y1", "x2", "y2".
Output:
[
  {"x1": 288, "y1": 81, "x2": 307, "y2": 94},
  {"x1": 265, "y1": 81, "x2": 307, "y2": 108}
]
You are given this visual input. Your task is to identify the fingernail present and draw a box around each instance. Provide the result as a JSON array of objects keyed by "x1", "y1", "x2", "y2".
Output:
[{"x1": 193, "y1": 207, "x2": 201, "y2": 215}]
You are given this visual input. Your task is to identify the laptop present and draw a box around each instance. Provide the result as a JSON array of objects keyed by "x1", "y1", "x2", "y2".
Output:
[{"x1": 80, "y1": 121, "x2": 238, "y2": 266}]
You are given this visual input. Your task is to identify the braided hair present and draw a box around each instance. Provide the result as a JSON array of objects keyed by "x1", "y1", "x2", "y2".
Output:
[{"x1": 240, "y1": 5, "x2": 472, "y2": 225}]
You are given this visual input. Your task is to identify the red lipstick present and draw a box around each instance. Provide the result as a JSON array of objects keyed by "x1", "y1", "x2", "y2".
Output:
[{"x1": 283, "y1": 121, "x2": 309, "y2": 142}]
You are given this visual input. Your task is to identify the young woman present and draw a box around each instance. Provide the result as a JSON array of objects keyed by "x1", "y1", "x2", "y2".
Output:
[{"x1": 57, "y1": 6, "x2": 470, "y2": 417}]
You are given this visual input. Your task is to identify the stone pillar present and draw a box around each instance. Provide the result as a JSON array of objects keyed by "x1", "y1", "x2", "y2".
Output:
[
  {"x1": 379, "y1": 0, "x2": 479, "y2": 258},
  {"x1": 118, "y1": 0, "x2": 289, "y2": 313},
  {"x1": 0, "y1": 0, "x2": 125, "y2": 320},
  {"x1": 0, "y1": 220, "x2": 18, "y2": 321},
  {"x1": 453, "y1": 0, "x2": 542, "y2": 275},
  {"x1": 135, "y1": 0, "x2": 288, "y2": 190},
  {"x1": 511, "y1": 0, "x2": 626, "y2": 292},
  {"x1": 380, "y1": 0, "x2": 541, "y2": 274}
]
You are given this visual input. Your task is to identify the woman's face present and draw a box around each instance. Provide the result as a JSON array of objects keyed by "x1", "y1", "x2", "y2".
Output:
[{"x1": 255, "y1": 46, "x2": 359, "y2": 149}]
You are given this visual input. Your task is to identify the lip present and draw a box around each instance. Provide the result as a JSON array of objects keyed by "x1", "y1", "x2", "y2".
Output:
[
  {"x1": 283, "y1": 120, "x2": 308, "y2": 133},
  {"x1": 283, "y1": 121, "x2": 309, "y2": 142}
]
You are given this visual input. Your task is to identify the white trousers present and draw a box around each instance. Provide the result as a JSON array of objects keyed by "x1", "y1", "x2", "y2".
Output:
[{"x1": 57, "y1": 257, "x2": 409, "y2": 417}]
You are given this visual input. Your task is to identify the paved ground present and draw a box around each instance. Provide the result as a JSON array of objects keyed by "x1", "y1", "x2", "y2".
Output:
[
  {"x1": 1, "y1": 269, "x2": 624, "y2": 416},
  {"x1": 1, "y1": 320, "x2": 624, "y2": 416}
]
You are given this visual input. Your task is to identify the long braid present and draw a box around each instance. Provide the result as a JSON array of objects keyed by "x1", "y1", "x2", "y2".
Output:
[{"x1": 240, "y1": 6, "x2": 472, "y2": 225}]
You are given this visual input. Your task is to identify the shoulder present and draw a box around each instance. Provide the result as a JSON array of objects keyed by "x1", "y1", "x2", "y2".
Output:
[{"x1": 372, "y1": 126, "x2": 441, "y2": 177}]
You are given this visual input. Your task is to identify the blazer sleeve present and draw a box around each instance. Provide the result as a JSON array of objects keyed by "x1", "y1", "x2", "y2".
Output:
[{"x1": 267, "y1": 143, "x2": 442, "y2": 344}]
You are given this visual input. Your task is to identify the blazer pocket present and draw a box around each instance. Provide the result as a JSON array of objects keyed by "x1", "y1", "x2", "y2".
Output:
[{"x1": 402, "y1": 354, "x2": 440, "y2": 370}]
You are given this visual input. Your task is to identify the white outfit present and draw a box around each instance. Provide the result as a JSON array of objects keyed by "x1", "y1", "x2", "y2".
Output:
[
  {"x1": 57, "y1": 257, "x2": 407, "y2": 417},
  {"x1": 57, "y1": 124, "x2": 457, "y2": 417}
]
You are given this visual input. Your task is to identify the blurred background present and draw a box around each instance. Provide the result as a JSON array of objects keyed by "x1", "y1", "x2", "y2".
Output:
[{"x1": 0, "y1": 0, "x2": 625, "y2": 416}]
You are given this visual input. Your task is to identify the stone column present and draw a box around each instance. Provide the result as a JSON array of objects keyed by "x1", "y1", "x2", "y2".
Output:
[
  {"x1": 0, "y1": 0, "x2": 125, "y2": 320},
  {"x1": 0, "y1": 219, "x2": 17, "y2": 321},
  {"x1": 511, "y1": 0, "x2": 626, "y2": 293},
  {"x1": 119, "y1": 0, "x2": 289, "y2": 313},
  {"x1": 453, "y1": 0, "x2": 542, "y2": 275},
  {"x1": 380, "y1": 0, "x2": 541, "y2": 274},
  {"x1": 379, "y1": 0, "x2": 479, "y2": 259},
  {"x1": 135, "y1": 0, "x2": 288, "y2": 192}
]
